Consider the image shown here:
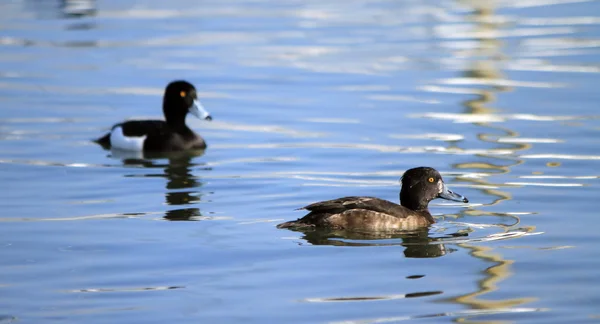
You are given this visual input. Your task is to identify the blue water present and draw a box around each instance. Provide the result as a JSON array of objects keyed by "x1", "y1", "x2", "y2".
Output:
[{"x1": 1, "y1": 0, "x2": 600, "y2": 323}]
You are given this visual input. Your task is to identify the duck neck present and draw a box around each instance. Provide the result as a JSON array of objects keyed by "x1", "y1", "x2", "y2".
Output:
[
  {"x1": 168, "y1": 118, "x2": 189, "y2": 131},
  {"x1": 163, "y1": 106, "x2": 188, "y2": 130},
  {"x1": 399, "y1": 194, "x2": 435, "y2": 224},
  {"x1": 399, "y1": 192, "x2": 429, "y2": 212}
]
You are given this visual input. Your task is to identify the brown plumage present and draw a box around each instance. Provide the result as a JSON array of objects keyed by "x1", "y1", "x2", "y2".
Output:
[{"x1": 277, "y1": 167, "x2": 469, "y2": 232}]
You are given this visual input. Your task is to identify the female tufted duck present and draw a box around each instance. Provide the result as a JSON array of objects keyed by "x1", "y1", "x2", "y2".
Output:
[
  {"x1": 277, "y1": 167, "x2": 469, "y2": 231},
  {"x1": 95, "y1": 80, "x2": 212, "y2": 152}
]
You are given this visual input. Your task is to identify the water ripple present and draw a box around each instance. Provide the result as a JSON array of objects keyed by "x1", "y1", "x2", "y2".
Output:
[
  {"x1": 67, "y1": 286, "x2": 184, "y2": 293},
  {"x1": 331, "y1": 307, "x2": 548, "y2": 324},
  {"x1": 521, "y1": 154, "x2": 600, "y2": 160},
  {"x1": 303, "y1": 291, "x2": 443, "y2": 303},
  {"x1": 411, "y1": 112, "x2": 598, "y2": 123}
]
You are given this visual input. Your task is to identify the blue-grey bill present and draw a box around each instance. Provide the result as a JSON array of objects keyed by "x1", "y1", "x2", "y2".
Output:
[
  {"x1": 439, "y1": 184, "x2": 469, "y2": 203},
  {"x1": 189, "y1": 99, "x2": 212, "y2": 120}
]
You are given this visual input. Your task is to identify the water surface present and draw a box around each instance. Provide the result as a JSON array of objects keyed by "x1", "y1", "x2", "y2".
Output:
[{"x1": 1, "y1": 0, "x2": 600, "y2": 323}]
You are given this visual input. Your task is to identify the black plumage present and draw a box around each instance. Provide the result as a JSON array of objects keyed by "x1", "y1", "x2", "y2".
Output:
[{"x1": 95, "y1": 80, "x2": 211, "y2": 152}]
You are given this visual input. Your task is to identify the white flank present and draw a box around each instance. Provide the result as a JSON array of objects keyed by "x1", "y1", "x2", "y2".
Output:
[{"x1": 109, "y1": 126, "x2": 146, "y2": 151}]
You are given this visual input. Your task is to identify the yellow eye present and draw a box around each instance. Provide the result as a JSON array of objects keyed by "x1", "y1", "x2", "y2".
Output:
[
  {"x1": 180, "y1": 91, "x2": 186, "y2": 97},
  {"x1": 428, "y1": 177, "x2": 435, "y2": 183}
]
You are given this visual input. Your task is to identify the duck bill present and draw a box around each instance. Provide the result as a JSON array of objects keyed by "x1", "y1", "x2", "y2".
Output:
[
  {"x1": 438, "y1": 183, "x2": 469, "y2": 203},
  {"x1": 189, "y1": 99, "x2": 212, "y2": 120}
]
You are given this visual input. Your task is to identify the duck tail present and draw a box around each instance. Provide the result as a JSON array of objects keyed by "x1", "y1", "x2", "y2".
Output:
[
  {"x1": 276, "y1": 221, "x2": 297, "y2": 229},
  {"x1": 276, "y1": 220, "x2": 315, "y2": 229},
  {"x1": 93, "y1": 133, "x2": 111, "y2": 149}
]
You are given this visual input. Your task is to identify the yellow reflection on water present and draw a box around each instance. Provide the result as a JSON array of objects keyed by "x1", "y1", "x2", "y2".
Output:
[{"x1": 443, "y1": 0, "x2": 537, "y2": 319}]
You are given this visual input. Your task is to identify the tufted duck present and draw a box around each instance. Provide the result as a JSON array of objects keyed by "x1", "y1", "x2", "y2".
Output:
[
  {"x1": 95, "y1": 80, "x2": 212, "y2": 152},
  {"x1": 277, "y1": 167, "x2": 469, "y2": 231}
]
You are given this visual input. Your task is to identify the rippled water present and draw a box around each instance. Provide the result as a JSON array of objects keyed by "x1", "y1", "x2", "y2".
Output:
[{"x1": 1, "y1": 0, "x2": 600, "y2": 323}]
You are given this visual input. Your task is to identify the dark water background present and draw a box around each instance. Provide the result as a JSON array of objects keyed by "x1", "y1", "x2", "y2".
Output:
[{"x1": 1, "y1": 0, "x2": 600, "y2": 323}]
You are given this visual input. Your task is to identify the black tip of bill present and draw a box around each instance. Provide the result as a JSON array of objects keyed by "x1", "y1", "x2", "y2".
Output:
[{"x1": 439, "y1": 184, "x2": 469, "y2": 204}]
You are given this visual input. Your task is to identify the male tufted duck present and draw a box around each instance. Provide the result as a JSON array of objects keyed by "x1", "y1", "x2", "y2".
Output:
[
  {"x1": 95, "y1": 80, "x2": 212, "y2": 152},
  {"x1": 277, "y1": 167, "x2": 469, "y2": 231}
]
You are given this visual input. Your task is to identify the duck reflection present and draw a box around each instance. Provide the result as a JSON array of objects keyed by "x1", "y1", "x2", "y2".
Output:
[
  {"x1": 61, "y1": 0, "x2": 96, "y2": 18},
  {"x1": 113, "y1": 149, "x2": 209, "y2": 221},
  {"x1": 284, "y1": 227, "x2": 467, "y2": 258},
  {"x1": 23, "y1": 0, "x2": 96, "y2": 19}
]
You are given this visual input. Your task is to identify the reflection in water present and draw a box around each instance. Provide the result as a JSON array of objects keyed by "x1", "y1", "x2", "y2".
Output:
[
  {"x1": 22, "y1": 0, "x2": 96, "y2": 19},
  {"x1": 452, "y1": 245, "x2": 536, "y2": 311},
  {"x1": 18, "y1": 0, "x2": 98, "y2": 48},
  {"x1": 329, "y1": 307, "x2": 546, "y2": 324},
  {"x1": 284, "y1": 227, "x2": 464, "y2": 258},
  {"x1": 1, "y1": 0, "x2": 597, "y2": 322},
  {"x1": 115, "y1": 149, "x2": 208, "y2": 221},
  {"x1": 68, "y1": 285, "x2": 184, "y2": 293},
  {"x1": 162, "y1": 155, "x2": 204, "y2": 221},
  {"x1": 0, "y1": 315, "x2": 16, "y2": 323},
  {"x1": 443, "y1": 0, "x2": 537, "y2": 318},
  {"x1": 303, "y1": 290, "x2": 443, "y2": 303},
  {"x1": 61, "y1": 0, "x2": 96, "y2": 18}
]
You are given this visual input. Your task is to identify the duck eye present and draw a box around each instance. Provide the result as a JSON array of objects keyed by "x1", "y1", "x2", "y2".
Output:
[
  {"x1": 180, "y1": 91, "x2": 186, "y2": 98},
  {"x1": 428, "y1": 177, "x2": 435, "y2": 183}
]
